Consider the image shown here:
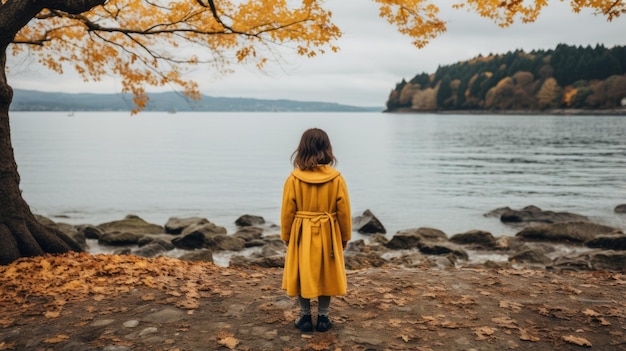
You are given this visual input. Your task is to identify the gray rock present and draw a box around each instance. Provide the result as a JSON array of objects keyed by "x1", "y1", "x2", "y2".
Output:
[
  {"x1": 450, "y1": 230, "x2": 496, "y2": 248},
  {"x1": 586, "y1": 234, "x2": 626, "y2": 250},
  {"x1": 344, "y1": 252, "x2": 388, "y2": 270},
  {"x1": 398, "y1": 227, "x2": 448, "y2": 241},
  {"x1": 615, "y1": 204, "x2": 626, "y2": 214},
  {"x1": 181, "y1": 221, "x2": 227, "y2": 237},
  {"x1": 235, "y1": 214, "x2": 266, "y2": 227},
  {"x1": 97, "y1": 215, "x2": 164, "y2": 235},
  {"x1": 98, "y1": 232, "x2": 142, "y2": 246},
  {"x1": 230, "y1": 255, "x2": 285, "y2": 268},
  {"x1": 232, "y1": 227, "x2": 264, "y2": 241},
  {"x1": 588, "y1": 250, "x2": 626, "y2": 271},
  {"x1": 142, "y1": 308, "x2": 185, "y2": 323},
  {"x1": 509, "y1": 249, "x2": 552, "y2": 265},
  {"x1": 346, "y1": 239, "x2": 366, "y2": 253},
  {"x1": 164, "y1": 217, "x2": 208, "y2": 234},
  {"x1": 244, "y1": 239, "x2": 267, "y2": 248},
  {"x1": 385, "y1": 227, "x2": 447, "y2": 250},
  {"x1": 516, "y1": 222, "x2": 618, "y2": 243},
  {"x1": 133, "y1": 242, "x2": 170, "y2": 258},
  {"x1": 171, "y1": 231, "x2": 205, "y2": 250},
  {"x1": 77, "y1": 224, "x2": 103, "y2": 239},
  {"x1": 489, "y1": 205, "x2": 589, "y2": 224},
  {"x1": 552, "y1": 255, "x2": 592, "y2": 271},
  {"x1": 353, "y1": 209, "x2": 386, "y2": 234},
  {"x1": 137, "y1": 237, "x2": 175, "y2": 250},
  {"x1": 418, "y1": 241, "x2": 468, "y2": 260},
  {"x1": 212, "y1": 235, "x2": 245, "y2": 251}
]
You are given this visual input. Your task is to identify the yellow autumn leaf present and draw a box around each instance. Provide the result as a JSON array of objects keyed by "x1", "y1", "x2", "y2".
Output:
[
  {"x1": 519, "y1": 328, "x2": 540, "y2": 342},
  {"x1": 43, "y1": 334, "x2": 70, "y2": 344},
  {"x1": 217, "y1": 335, "x2": 239, "y2": 349},
  {"x1": 44, "y1": 310, "x2": 61, "y2": 318},
  {"x1": 562, "y1": 335, "x2": 592, "y2": 347},
  {"x1": 474, "y1": 326, "x2": 497, "y2": 340},
  {"x1": 583, "y1": 308, "x2": 600, "y2": 317}
]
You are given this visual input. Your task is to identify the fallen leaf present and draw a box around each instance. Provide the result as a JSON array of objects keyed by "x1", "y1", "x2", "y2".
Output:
[
  {"x1": 141, "y1": 294, "x2": 156, "y2": 301},
  {"x1": 388, "y1": 319, "x2": 403, "y2": 327},
  {"x1": 0, "y1": 341, "x2": 16, "y2": 350},
  {"x1": 43, "y1": 335, "x2": 70, "y2": 344},
  {"x1": 474, "y1": 326, "x2": 497, "y2": 340},
  {"x1": 44, "y1": 310, "x2": 61, "y2": 318},
  {"x1": 519, "y1": 328, "x2": 540, "y2": 342},
  {"x1": 562, "y1": 335, "x2": 592, "y2": 347},
  {"x1": 0, "y1": 318, "x2": 14, "y2": 327},
  {"x1": 499, "y1": 300, "x2": 522, "y2": 312},
  {"x1": 582, "y1": 309, "x2": 600, "y2": 317},
  {"x1": 492, "y1": 316, "x2": 517, "y2": 329},
  {"x1": 217, "y1": 335, "x2": 239, "y2": 349}
]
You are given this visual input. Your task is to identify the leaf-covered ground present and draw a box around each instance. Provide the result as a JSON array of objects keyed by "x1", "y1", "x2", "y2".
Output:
[{"x1": 0, "y1": 252, "x2": 625, "y2": 350}]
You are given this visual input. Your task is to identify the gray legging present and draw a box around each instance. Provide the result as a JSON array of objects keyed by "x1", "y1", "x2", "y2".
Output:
[{"x1": 298, "y1": 295, "x2": 331, "y2": 316}]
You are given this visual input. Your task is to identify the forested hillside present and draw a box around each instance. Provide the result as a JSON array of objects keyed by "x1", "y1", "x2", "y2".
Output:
[{"x1": 386, "y1": 44, "x2": 626, "y2": 112}]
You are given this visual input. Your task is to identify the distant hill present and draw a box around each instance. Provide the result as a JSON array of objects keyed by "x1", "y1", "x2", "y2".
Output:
[
  {"x1": 10, "y1": 89, "x2": 382, "y2": 112},
  {"x1": 386, "y1": 43, "x2": 626, "y2": 113}
]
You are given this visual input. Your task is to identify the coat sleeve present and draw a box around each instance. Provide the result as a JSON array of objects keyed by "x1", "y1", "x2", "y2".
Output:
[
  {"x1": 280, "y1": 175, "x2": 297, "y2": 242},
  {"x1": 336, "y1": 176, "x2": 352, "y2": 242}
]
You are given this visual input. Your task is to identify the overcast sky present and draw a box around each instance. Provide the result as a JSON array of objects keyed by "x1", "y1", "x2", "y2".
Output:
[{"x1": 7, "y1": 1, "x2": 626, "y2": 107}]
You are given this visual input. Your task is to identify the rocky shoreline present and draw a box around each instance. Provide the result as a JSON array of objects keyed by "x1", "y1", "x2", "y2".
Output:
[
  {"x1": 39, "y1": 204, "x2": 626, "y2": 273},
  {"x1": 384, "y1": 108, "x2": 626, "y2": 115}
]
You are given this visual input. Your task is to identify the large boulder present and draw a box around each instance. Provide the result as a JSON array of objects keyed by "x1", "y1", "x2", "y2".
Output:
[
  {"x1": 171, "y1": 231, "x2": 206, "y2": 250},
  {"x1": 516, "y1": 222, "x2": 618, "y2": 243},
  {"x1": 353, "y1": 209, "x2": 386, "y2": 234},
  {"x1": 232, "y1": 227, "x2": 264, "y2": 242},
  {"x1": 97, "y1": 215, "x2": 164, "y2": 235},
  {"x1": 450, "y1": 230, "x2": 497, "y2": 248},
  {"x1": 164, "y1": 217, "x2": 208, "y2": 234},
  {"x1": 77, "y1": 224, "x2": 103, "y2": 239},
  {"x1": 235, "y1": 214, "x2": 265, "y2": 227},
  {"x1": 586, "y1": 234, "x2": 626, "y2": 250},
  {"x1": 615, "y1": 204, "x2": 626, "y2": 214},
  {"x1": 418, "y1": 241, "x2": 468, "y2": 260},
  {"x1": 98, "y1": 232, "x2": 143, "y2": 246},
  {"x1": 588, "y1": 251, "x2": 626, "y2": 271},
  {"x1": 207, "y1": 235, "x2": 246, "y2": 251},
  {"x1": 486, "y1": 206, "x2": 589, "y2": 224},
  {"x1": 509, "y1": 249, "x2": 552, "y2": 265},
  {"x1": 344, "y1": 252, "x2": 388, "y2": 270},
  {"x1": 133, "y1": 242, "x2": 171, "y2": 258},
  {"x1": 553, "y1": 250, "x2": 626, "y2": 272},
  {"x1": 385, "y1": 227, "x2": 447, "y2": 250},
  {"x1": 229, "y1": 255, "x2": 284, "y2": 268},
  {"x1": 181, "y1": 221, "x2": 227, "y2": 237}
]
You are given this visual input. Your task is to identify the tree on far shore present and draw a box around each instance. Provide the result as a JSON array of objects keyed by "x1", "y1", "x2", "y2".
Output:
[{"x1": 0, "y1": 0, "x2": 624, "y2": 264}]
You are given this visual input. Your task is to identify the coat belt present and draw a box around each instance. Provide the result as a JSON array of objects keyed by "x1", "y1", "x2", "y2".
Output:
[{"x1": 295, "y1": 211, "x2": 338, "y2": 258}]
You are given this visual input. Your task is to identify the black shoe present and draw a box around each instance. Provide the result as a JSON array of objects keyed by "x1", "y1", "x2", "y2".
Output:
[
  {"x1": 295, "y1": 314, "x2": 313, "y2": 332},
  {"x1": 316, "y1": 315, "x2": 333, "y2": 332}
]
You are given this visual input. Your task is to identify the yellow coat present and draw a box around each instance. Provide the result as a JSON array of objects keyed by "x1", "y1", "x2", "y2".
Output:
[{"x1": 281, "y1": 165, "x2": 352, "y2": 298}]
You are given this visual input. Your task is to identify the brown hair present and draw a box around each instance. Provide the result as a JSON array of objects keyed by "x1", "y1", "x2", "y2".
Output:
[{"x1": 291, "y1": 128, "x2": 337, "y2": 170}]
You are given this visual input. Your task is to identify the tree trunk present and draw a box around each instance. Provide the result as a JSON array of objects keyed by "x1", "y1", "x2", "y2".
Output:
[{"x1": 0, "y1": 50, "x2": 82, "y2": 265}]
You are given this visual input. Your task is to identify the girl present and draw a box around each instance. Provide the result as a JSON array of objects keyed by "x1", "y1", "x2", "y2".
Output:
[{"x1": 281, "y1": 128, "x2": 352, "y2": 332}]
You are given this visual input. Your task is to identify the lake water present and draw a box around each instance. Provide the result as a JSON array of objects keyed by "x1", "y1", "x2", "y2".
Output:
[{"x1": 10, "y1": 111, "x2": 626, "y2": 240}]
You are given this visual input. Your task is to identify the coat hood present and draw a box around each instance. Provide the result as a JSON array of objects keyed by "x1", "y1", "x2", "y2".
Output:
[{"x1": 291, "y1": 165, "x2": 341, "y2": 184}]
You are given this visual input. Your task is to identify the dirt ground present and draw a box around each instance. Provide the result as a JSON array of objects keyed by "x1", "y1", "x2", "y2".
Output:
[{"x1": 1, "y1": 252, "x2": 625, "y2": 351}]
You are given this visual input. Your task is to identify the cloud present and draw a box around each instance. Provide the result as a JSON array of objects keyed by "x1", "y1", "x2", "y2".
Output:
[{"x1": 7, "y1": 1, "x2": 626, "y2": 107}]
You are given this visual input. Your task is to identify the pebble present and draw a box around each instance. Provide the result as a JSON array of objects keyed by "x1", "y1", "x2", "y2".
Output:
[
  {"x1": 90, "y1": 319, "x2": 115, "y2": 327},
  {"x1": 139, "y1": 327, "x2": 158, "y2": 336},
  {"x1": 123, "y1": 320, "x2": 139, "y2": 328}
]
